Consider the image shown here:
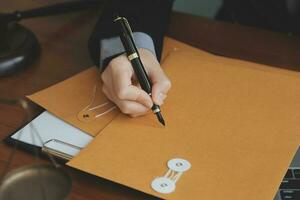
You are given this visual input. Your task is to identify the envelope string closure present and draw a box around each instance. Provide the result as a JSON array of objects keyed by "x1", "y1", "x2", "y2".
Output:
[
  {"x1": 151, "y1": 158, "x2": 191, "y2": 194},
  {"x1": 77, "y1": 84, "x2": 116, "y2": 123}
]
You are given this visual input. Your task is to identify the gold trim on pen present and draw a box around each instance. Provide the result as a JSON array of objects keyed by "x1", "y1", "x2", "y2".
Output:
[
  {"x1": 114, "y1": 16, "x2": 134, "y2": 37},
  {"x1": 153, "y1": 108, "x2": 160, "y2": 113},
  {"x1": 128, "y1": 53, "x2": 139, "y2": 60},
  {"x1": 113, "y1": 16, "x2": 124, "y2": 22}
]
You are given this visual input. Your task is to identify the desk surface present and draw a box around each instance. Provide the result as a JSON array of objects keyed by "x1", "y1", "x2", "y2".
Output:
[{"x1": 1, "y1": 1, "x2": 300, "y2": 200}]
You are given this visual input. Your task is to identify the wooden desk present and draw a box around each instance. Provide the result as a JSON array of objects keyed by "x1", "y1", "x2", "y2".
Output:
[{"x1": 1, "y1": 1, "x2": 300, "y2": 199}]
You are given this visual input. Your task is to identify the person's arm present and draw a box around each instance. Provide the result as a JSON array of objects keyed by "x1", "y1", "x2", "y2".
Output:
[
  {"x1": 88, "y1": 0, "x2": 174, "y2": 117},
  {"x1": 88, "y1": 0, "x2": 174, "y2": 69}
]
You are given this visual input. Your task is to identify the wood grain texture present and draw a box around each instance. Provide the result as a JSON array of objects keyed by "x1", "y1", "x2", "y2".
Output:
[{"x1": 168, "y1": 12, "x2": 300, "y2": 71}]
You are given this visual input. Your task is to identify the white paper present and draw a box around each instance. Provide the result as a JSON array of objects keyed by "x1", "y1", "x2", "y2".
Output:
[{"x1": 11, "y1": 111, "x2": 93, "y2": 157}]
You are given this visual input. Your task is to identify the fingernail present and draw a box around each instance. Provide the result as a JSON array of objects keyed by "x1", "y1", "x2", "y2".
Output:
[
  {"x1": 157, "y1": 93, "x2": 167, "y2": 105},
  {"x1": 146, "y1": 100, "x2": 153, "y2": 108}
]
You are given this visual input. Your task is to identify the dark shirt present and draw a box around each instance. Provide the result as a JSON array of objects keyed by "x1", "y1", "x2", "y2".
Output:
[{"x1": 88, "y1": 0, "x2": 174, "y2": 66}]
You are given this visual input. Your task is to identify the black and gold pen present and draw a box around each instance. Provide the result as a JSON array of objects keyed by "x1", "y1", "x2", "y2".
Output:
[{"x1": 114, "y1": 16, "x2": 165, "y2": 126}]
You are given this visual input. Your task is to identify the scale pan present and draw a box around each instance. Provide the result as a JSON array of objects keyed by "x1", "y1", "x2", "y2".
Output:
[{"x1": 0, "y1": 164, "x2": 72, "y2": 200}]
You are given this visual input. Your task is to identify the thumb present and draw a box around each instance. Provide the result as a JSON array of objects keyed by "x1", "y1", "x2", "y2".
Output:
[{"x1": 149, "y1": 68, "x2": 171, "y2": 105}]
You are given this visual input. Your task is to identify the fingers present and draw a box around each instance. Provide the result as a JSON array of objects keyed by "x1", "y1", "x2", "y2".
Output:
[
  {"x1": 102, "y1": 86, "x2": 149, "y2": 115},
  {"x1": 149, "y1": 70, "x2": 171, "y2": 105},
  {"x1": 101, "y1": 55, "x2": 153, "y2": 116},
  {"x1": 113, "y1": 74, "x2": 153, "y2": 108},
  {"x1": 145, "y1": 61, "x2": 171, "y2": 105},
  {"x1": 111, "y1": 56, "x2": 153, "y2": 107},
  {"x1": 101, "y1": 49, "x2": 171, "y2": 117},
  {"x1": 137, "y1": 49, "x2": 171, "y2": 106},
  {"x1": 129, "y1": 111, "x2": 149, "y2": 118}
]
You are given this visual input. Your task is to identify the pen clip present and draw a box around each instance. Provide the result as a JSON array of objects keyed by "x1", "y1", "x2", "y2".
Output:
[
  {"x1": 114, "y1": 16, "x2": 134, "y2": 41},
  {"x1": 123, "y1": 17, "x2": 134, "y2": 38}
]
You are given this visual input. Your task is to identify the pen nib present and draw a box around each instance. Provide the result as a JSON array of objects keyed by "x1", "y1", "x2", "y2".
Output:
[{"x1": 156, "y1": 112, "x2": 165, "y2": 126}]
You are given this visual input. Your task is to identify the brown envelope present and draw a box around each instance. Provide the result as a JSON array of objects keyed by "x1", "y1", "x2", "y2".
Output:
[
  {"x1": 27, "y1": 37, "x2": 205, "y2": 137},
  {"x1": 28, "y1": 67, "x2": 120, "y2": 137},
  {"x1": 68, "y1": 45, "x2": 300, "y2": 199},
  {"x1": 29, "y1": 38, "x2": 300, "y2": 199}
]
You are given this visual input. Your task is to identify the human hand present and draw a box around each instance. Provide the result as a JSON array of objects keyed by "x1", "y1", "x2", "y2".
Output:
[{"x1": 101, "y1": 48, "x2": 171, "y2": 117}]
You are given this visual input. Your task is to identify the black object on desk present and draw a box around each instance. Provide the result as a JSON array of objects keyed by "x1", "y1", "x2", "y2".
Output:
[
  {"x1": 114, "y1": 16, "x2": 165, "y2": 126},
  {"x1": 275, "y1": 147, "x2": 300, "y2": 200},
  {"x1": 0, "y1": 0, "x2": 103, "y2": 76}
]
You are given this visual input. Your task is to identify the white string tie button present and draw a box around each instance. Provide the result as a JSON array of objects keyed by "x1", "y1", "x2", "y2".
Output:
[{"x1": 151, "y1": 158, "x2": 191, "y2": 194}]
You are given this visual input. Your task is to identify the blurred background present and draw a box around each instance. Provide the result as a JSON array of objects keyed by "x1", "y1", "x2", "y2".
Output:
[
  {"x1": 173, "y1": 0, "x2": 222, "y2": 18},
  {"x1": 172, "y1": 0, "x2": 300, "y2": 34}
]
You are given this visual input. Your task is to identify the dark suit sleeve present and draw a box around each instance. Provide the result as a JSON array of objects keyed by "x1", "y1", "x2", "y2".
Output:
[
  {"x1": 216, "y1": 0, "x2": 291, "y2": 32},
  {"x1": 88, "y1": 0, "x2": 174, "y2": 66}
]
